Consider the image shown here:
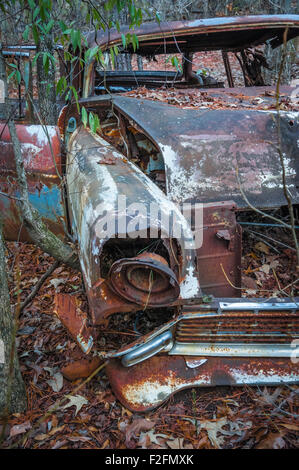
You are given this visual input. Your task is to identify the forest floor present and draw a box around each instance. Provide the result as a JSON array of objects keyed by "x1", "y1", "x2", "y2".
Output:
[
  {"x1": 1, "y1": 208, "x2": 298, "y2": 450},
  {"x1": 141, "y1": 51, "x2": 245, "y2": 87}
]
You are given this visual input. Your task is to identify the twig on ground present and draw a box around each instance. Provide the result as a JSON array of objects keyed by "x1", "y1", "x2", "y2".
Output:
[
  {"x1": 246, "y1": 228, "x2": 295, "y2": 252},
  {"x1": 19, "y1": 260, "x2": 60, "y2": 312}
]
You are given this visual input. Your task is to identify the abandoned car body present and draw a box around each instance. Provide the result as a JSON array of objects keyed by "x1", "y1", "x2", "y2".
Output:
[{"x1": 1, "y1": 15, "x2": 299, "y2": 411}]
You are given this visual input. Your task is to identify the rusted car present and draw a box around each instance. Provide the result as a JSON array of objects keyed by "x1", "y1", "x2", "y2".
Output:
[{"x1": 1, "y1": 15, "x2": 299, "y2": 412}]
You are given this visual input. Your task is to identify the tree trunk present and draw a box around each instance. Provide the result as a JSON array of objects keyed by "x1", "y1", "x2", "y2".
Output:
[
  {"x1": 137, "y1": 55, "x2": 143, "y2": 71},
  {"x1": 0, "y1": 48, "x2": 79, "y2": 270},
  {"x1": 0, "y1": 221, "x2": 26, "y2": 416},
  {"x1": 36, "y1": 33, "x2": 57, "y2": 125}
]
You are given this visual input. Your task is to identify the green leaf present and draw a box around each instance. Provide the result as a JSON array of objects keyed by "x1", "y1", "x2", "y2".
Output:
[
  {"x1": 94, "y1": 114, "x2": 100, "y2": 132},
  {"x1": 59, "y1": 20, "x2": 67, "y2": 32},
  {"x1": 88, "y1": 112, "x2": 100, "y2": 134},
  {"x1": 23, "y1": 25, "x2": 30, "y2": 41},
  {"x1": 129, "y1": 3, "x2": 136, "y2": 20},
  {"x1": 46, "y1": 82, "x2": 52, "y2": 96},
  {"x1": 45, "y1": 19, "x2": 54, "y2": 34},
  {"x1": 33, "y1": 5, "x2": 40, "y2": 20},
  {"x1": 15, "y1": 70, "x2": 21, "y2": 84},
  {"x1": 81, "y1": 106, "x2": 88, "y2": 128},
  {"x1": 63, "y1": 51, "x2": 72, "y2": 62},
  {"x1": 110, "y1": 47, "x2": 115, "y2": 68},
  {"x1": 137, "y1": 8, "x2": 143, "y2": 25},
  {"x1": 28, "y1": 0, "x2": 36, "y2": 9},
  {"x1": 32, "y1": 52, "x2": 41, "y2": 67},
  {"x1": 121, "y1": 33, "x2": 126, "y2": 49},
  {"x1": 69, "y1": 86, "x2": 79, "y2": 112},
  {"x1": 132, "y1": 33, "x2": 139, "y2": 52},
  {"x1": 7, "y1": 70, "x2": 16, "y2": 82},
  {"x1": 43, "y1": 52, "x2": 49, "y2": 75},
  {"x1": 56, "y1": 76, "x2": 67, "y2": 96},
  {"x1": 32, "y1": 24, "x2": 39, "y2": 44},
  {"x1": 65, "y1": 90, "x2": 71, "y2": 101},
  {"x1": 171, "y1": 56, "x2": 182, "y2": 73},
  {"x1": 70, "y1": 29, "x2": 81, "y2": 52},
  {"x1": 85, "y1": 46, "x2": 99, "y2": 63},
  {"x1": 89, "y1": 112, "x2": 94, "y2": 132}
]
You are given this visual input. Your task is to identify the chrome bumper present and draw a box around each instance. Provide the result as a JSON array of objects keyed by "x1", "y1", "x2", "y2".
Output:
[{"x1": 103, "y1": 299, "x2": 299, "y2": 367}]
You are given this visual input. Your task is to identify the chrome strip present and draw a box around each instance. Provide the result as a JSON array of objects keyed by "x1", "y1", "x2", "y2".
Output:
[
  {"x1": 219, "y1": 301, "x2": 298, "y2": 311},
  {"x1": 169, "y1": 342, "x2": 295, "y2": 357},
  {"x1": 121, "y1": 330, "x2": 173, "y2": 367}
]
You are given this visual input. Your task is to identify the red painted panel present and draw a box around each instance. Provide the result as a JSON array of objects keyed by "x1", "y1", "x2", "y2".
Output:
[{"x1": 0, "y1": 123, "x2": 62, "y2": 175}]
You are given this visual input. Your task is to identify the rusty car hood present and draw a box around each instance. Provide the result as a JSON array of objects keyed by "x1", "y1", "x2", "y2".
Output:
[
  {"x1": 105, "y1": 95, "x2": 299, "y2": 209},
  {"x1": 86, "y1": 15, "x2": 299, "y2": 53}
]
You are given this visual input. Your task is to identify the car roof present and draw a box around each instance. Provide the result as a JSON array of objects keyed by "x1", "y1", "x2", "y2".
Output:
[{"x1": 86, "y1": 15, "x2": 299, "y2": 55}]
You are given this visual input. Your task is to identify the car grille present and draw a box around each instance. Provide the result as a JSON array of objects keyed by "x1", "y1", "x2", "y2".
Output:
[{"x1": 175, "y1": 311, "x2": 299, "y2": 344}]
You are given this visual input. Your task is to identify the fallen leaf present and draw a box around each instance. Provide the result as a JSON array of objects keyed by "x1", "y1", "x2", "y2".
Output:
[
  {"x1": 101, "y1": 439, "x2": 109, "y2": 449},
  {"x1": 242, "y1": 276, "x2": 257, "y2": 290},
  {"x1": 255, "y1": 387, "x2": 282, "y2": 406},
  {"x1": 48, "y1": 425, "x2": 65, "y2": 436},
  {"x1": 255, "y1": 241, "x2": 270, "y2": 254},
  {"x1": 167, "y1": 437, "x2": 185, "y2": 449},
  {"x1": 256, "y1": 432, "x2": 286, "y2": 449},
  {"x1": 18, "y1": 326, "x2": 36, "y2": 335},
  {"x1": 61, "y1": 394, "x2": 88, "y2": 415},
  {"x1": 124, "y1": 418, "x2": 155, "y2": 448},
  {"x1": 34, "y1": 433, "x2": 49, "y2": 441},
  {"x1": 199, "y1": 418, "x2": 228, "y2": 448},
  {"x1": 280, "y1": 423, "x2": 299, "y2": 431},
  {"x1": 67, "y1": 436, "x2": 91, "y2": 442},
  {"x1": 9, "y1": 421, "x2": 31, "y2": 438},
  {"x1": 49, "y1": 278, "x2": 65, "y2": 290},
  {"x1": 138, "y1": 429, "x2": 170, "y2": 449},
  {"x1": 260, "y1": 264, "x2": 271, "y2": 274},
  {"x1": 52, "y1": 440, "x2": 67, "y2": 449},
  {"x1": 269, "y1": 259, "x2": 280, "y2": 270},
  {"x1": 200, "y1": 418, "x2": 252, "y2": 448},
  {"x1": 47, "y1": 372, "x2": 64, "y2": 392}
]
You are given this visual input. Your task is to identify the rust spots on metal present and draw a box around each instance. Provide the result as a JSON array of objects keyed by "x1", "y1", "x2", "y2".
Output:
[
  {"x1": 88, "y1": 280, "x2": 138, "y2": 326},
  {"x1": 54, "y1": 293, "x2": 94, "y2": 354},
  {"x1": 88, "y1": 252, "x2": 180, "y2": 325},
  {"x1": 106, "y1": 355, "x2": 299, "y2": 412},
  {"x1": 96, "y1": 155, "x2": 117, "y2": 165},
  {"x1": 61, "y1": 357, "x2": 102, "y2": 381},
  {"x1": 109, "y1": 252, "x2": 180, "y2": 308},
  {"x1": 0, "y1": 124, "x2": 62, "y2": 175},
  {"x1": 108, "y1": 96, "x2": 299, "y2": 209},
  {"x1": 86, "y1": 15, "x2": 299, "y2": 54},
  {"x1": 196, "y1": 201, "x2": 242, "y2": 297},
  {"x1": 175, "y1": 311, "x2": 299, "y2": 344},
  {"x1": 0, "y1": 123, "x2": 66, "y2": 241}
]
